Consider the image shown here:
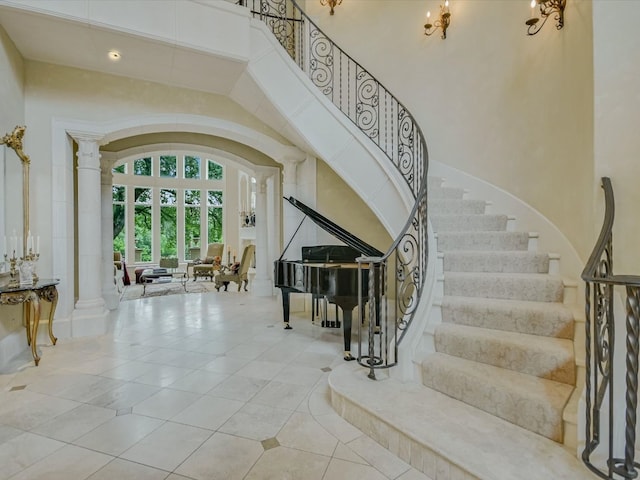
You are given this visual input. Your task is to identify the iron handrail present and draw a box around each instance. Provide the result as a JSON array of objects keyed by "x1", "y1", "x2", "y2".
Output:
[{"x1": 581, "y1": 176, "x2": 640, "y2": 479}]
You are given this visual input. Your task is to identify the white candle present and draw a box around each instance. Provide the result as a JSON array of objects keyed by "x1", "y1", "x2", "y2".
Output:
[
  {"x1": 19, "y1": 236, "x2": 23, "y2": 258},
  {"x1": 2, "y1": 236, "x2": 5, "y2": 256},
  {"x1": 530, "y1": 0, "x2": 536, "y2": 17},
  {"x1": 36, "y1": 236, "x2": 40, "y2": 254}
]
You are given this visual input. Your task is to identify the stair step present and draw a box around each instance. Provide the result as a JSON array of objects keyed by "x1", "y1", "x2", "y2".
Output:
[
  {"x1": 436, "y1": 231, "x2": 530, "y2": 251},
  {"x1": 420, "y1": 353, "x2": 575, "y2": 443},
  {"x1": 444, "y1": 272, "x2": 564, "y2": 302},
  {"x1": 427, "y1": 176, "x2": 444, "y2": 189},
  {"x1": 428, "y1": 186, "x2": 465, "y2": 199},
  {"x1": 429, "y1": 198, "x2": 487, "y2": 215},
  {"x1": 329, "y1": 364, "x2": 594, "y2": 480},
  {"x1": 431, "y1": 213, "x2": 508, "y2": 232},
  {"x1": 442, "y1": 250, "x2": 550, "y2": 273},
  {"x1": 434, "y1": 324, "x2": 575, "y2": 384},
  {"x1": 441, "y1": 296, "x2": 574, "y2": 339}
]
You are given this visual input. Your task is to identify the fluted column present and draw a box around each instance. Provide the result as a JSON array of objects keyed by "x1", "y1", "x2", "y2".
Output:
[
  {"x1": 101, "y1": 161, "x2": 119, "y2": 310},
  {"x1": 281, "y1": 157, "x2": 304, "y2": 255},
  {"x1": 70, "y1": 132, "x2": 108, "y2": 328},
  {"x1": 251, "y1": 172, "x2": 273, "y2": 296}
]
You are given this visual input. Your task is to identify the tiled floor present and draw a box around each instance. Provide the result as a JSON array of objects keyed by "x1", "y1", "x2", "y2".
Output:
[{"x1": 0, "y1": 290, "x2": 431, "y2": 480}]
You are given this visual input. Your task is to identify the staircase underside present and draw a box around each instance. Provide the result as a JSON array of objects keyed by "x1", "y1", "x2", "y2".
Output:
[{"x1": 329, "y1": 363, "x2": 597, "y2": 480}]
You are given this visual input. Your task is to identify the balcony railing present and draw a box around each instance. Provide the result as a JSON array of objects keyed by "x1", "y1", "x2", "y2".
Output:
[
  {"x1": 582, "y1": 177, "x2": 640, "y2": 479},
  {"x1": 238, "y1": 0, "x2": 429, "y2": 377}
]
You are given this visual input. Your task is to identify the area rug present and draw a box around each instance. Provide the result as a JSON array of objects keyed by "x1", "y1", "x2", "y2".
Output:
[{"x1": 121, "y1": 281, "x2": 217, "y2": 301}]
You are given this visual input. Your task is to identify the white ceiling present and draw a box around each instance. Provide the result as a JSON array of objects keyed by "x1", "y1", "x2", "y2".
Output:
[{"x1": 0, "y1": 6, "x2": 247, "y2": 96}]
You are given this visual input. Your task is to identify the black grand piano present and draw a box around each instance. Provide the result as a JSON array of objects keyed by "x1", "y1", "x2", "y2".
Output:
[{"x1": 274, "y1": 196, "x2": 384, "y2": 361}]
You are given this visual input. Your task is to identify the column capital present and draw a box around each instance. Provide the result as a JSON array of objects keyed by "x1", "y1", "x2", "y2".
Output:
[{"x1": 67, "y1": 130, "x2": 105, "y2": 144}]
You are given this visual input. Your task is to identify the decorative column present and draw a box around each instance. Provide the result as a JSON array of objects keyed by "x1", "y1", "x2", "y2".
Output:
[
  {"x1": 251, "y1": 172, "x2": 273, "y2": 297},
  {"x1": 69, "y1": 132, "x2": 108, "y2": 332},
  {"x1": 100, "y1": 161, "x2": 119, "y2": 310}
]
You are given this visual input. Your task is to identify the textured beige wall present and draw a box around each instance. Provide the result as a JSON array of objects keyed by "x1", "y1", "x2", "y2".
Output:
[
  {"x1": 593, "y1": 1, "x2": 640, "y2": 274},
  {"x1": 316, "y1": 160, "x2": 392, "y2": 253},
  {"x1": 306, "y1": 0, "x2": 594, "y2": 261}
]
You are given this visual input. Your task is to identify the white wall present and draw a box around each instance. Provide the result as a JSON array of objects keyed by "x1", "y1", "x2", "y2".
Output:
[{"x1": 0, "y1": 24, "x2": 25, "y2": 357}]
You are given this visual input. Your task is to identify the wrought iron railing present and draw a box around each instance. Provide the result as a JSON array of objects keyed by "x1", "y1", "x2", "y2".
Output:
[
  {"x1": 582, "y1": 177, "x2": 640, "y2": 479},
  {"x1": 237, "y1": 0, "x2": 429, "y2": 376}
]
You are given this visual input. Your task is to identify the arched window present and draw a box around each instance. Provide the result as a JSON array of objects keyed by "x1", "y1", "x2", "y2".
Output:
[{"x1": 112, "y1": 152, "x2": 225, "y2": 263}]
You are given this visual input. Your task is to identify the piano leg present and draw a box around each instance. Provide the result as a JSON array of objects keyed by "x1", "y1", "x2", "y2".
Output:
[
  {"x1": 342, "y1": 309, "x2": 355, "y2": 361},
  {"x1": 281, "y1": 288, "x2": 293, "y2": 330}
]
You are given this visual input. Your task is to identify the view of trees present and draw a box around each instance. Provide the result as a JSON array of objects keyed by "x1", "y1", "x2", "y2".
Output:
[{"x1": 112, "y1": 155, "x2": 224, "y2": 262}]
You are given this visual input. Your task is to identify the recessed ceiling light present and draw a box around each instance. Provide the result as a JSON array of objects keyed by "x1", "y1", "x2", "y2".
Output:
[{"x1": 108, "y1": 50, "x2": 121, "y2": 61}]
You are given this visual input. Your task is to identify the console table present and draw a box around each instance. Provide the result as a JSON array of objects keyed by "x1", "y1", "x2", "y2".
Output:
[{"x1": 0, "y1": 279, "x2": 59, "y2": 366}]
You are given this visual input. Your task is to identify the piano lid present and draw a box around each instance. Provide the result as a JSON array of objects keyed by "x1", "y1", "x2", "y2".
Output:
[{"x1": 285, "y1": 196, "x2": 384, "y2": 258}]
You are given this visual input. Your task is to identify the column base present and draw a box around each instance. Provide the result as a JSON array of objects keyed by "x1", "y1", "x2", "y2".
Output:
[
  {"x1": 102, "y1": 289, "x2": 121, "y2": 311},
  {"x1": 251, "y1": 278, "x2": 273, "y2": 297},
  {"x1": 72, "y1": 298, "x2": 110, "y2": 337}
]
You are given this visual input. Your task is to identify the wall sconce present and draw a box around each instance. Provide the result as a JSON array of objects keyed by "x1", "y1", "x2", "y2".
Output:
[
  {"x1": 320, "y1": 0, "x2": 342, "y2": 15},
  {"x1": 424, "y1": 1, "x2": 451, "y2": 40},
  {"x1": 525, "y1": 0, "x2": 565, "y2": 35}
]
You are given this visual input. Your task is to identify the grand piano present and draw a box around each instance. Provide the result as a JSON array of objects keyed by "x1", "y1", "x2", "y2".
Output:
[{"x1": 274, "y1": 196, "x2": 384, "y2": 361}]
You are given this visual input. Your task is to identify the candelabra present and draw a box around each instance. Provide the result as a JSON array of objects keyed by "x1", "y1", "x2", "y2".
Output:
[
  {"x1": 240, "y1": 210, "x2": 256, "y2": 227},
  {"x1": 424, "y1": 1, "x2": 451, "y2": 40},
  {"x1": 526, "y1": 0, "x2": 566, "y2": 36},
  {"x1": 4, "y1": 252, "x2": 19, "y2": 288}
]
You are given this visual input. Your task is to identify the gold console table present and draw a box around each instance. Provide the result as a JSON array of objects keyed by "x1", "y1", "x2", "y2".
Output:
[{"x1": 0, "y1": 279, "x2": 59, "y2": 366}]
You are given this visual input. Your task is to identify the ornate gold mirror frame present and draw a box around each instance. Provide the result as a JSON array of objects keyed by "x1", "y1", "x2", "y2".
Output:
[{"x1": 1, "y1": 125, "x2": 30, "y2": 252}]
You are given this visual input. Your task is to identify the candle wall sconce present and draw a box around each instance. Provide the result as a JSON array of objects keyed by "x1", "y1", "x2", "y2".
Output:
[
  {"x1": 424, "y1": 1, "x2": 451, "y2": 39},
  {"x1": 526, "y1": 0, "x2": 566, "y2": 35}
]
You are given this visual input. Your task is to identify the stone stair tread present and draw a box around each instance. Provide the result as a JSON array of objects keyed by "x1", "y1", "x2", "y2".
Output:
[
  {"x1": 436, "y1": 231, "x2": 530, "y2": 251},
  {"x1": 430, "y1": 199, "x2": 487, "y2": 214},
  {"x1": 434, "y1": 323, "x2": 575, "y2": 384},
  {"x1": 430, "y1": 213, "x2": 509, "y2": 232},
  {"x1": 441, "y1": 295, "x2": 574, "y2": 339},
  {"x1": 444, "y1": 272, "x2": 564, "y2": 303},
  {"x1": 329, "y1": 363, "x2": 594, "y2": 480},
  {"x1": 442, "y1": 250, "x2": 550, "y2": 273}
]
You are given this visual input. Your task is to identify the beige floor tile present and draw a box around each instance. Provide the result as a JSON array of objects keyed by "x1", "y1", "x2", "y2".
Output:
[
  {"x1": 167, "y1": 369, "x2": 228, "y2": 394},
  {"x1": 245, "y1": 446, "x2": 330, "y2": 480},
  {"x1": 0, "y1": 425, "x2": 23, "y2": 444},
  {"x1": 132, "y1": 388, "x2": 201, "y2": 419},
  {"x1": 219, "y1": 402, "x2": 293, "y2": 441},
  {"x1": 323, "y1": 457, "x2": 389, "y2": 480},
  {"x1": 87, "y1": 381, "x2": 160, "y2": 410},
  {"x1": 120, "y1": 421, "x2": 211, "y2": 471},
  {"x1": 31, "y1": 404, "x2": 115, "y2": 442},
  {"x1": 249, "y1": 380, "x2": 311, "y2": 410},
  {"x1": 396, "y1": 467, "x2": 435, "y2": 480},
  {"x1": 207, "y1": 374, "x2": 268, "y2": 402},
  {"x1": 201, "y1": 355, "x2": 251, "y2": 374},
  {"x1": 86, "y1": 458, "x2": 169, "y2": 480},
  {"x1": 0, "y1": 432, "x2": 65, "y2": 480},
  {"x1": 100, "y1": 360, "x2": 157, "y2": 381},
  {"x1": 272, "y1": 363, "x2": 326, "y2": 386},
  {"x1": 0, "y1": 393, "x2": 80, "y2": 431},
  {"x1": 175, "y1": 432, "x2": 263, "y2": 480},
  {"x1": 171, "y1": 395, "x2": 244, "y2": 430},
  {"x1": 133, "y1": 364, "x2": 195, "y2": 387},
  {"x1": 333, "y1": 442, "x2": 368, "y2": 464},
  {"x1": 234, "y1": 359, "x2": 287, "y2": 381},
  {"x1": 73, "y1": 413, "x2": 163, "y2": 456},
  {"x1": 348, "y1": 434, "x2": 412, "y2": 479},
  {"x1": 277, "y1": 412, "x2": 338, "y2": 456},
  {"x1": 314, "y1": 411, "x2": 364, "y2": 444},
  {"x1": 7, "y1": 444, "x2": 112, "y2": 480}
]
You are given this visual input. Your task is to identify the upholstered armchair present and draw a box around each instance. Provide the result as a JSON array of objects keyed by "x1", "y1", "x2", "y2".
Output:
[
  {"x1": 192, "y1": 243, "x2": 224, "y2": 281},
  {"x1": 214, "y1": 244, "x2": 255, "y2": 291}
]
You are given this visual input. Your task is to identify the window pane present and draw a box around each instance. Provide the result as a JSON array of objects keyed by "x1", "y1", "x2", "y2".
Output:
[
  {"x1": 184, "y1": 155, "x2": 201, "y2": 179},
  {"x1": 160, "y1": 189, "x2": 176, "y2": 205},
  {"x1": 184, "y1": 207, "x2": 201, "y2": 258},
  {"x1": 160, "y1": 206, "x2": 177, "y2": 257},
  {"x1": 207, "y1": 190, "x2": 223, "y2": 206},
  {"x1": 112, "y1": 185, "x2": 126, "y2": 203},
  {"x1": 185, "y1": 189, "x2": 200, "y2": 206},
  {"x1": 135, "y1": 205, "x2": 152, "y2": 262},
  {"x1": 134, "y1": 157, "x2": 152, "y2": 176},
  {"x1": 113, "y1": 204, "x2": 126, "y2": 255},
  {"x1": 134, "y1": 187, "x2": 152, "y2": 204},
  {"x1": 208, "y1": 207, "x2": 223, "y2": 244},
  {"x1": 207, "y1": 160, "x2": 223, "y2": 180},
  {"x1": 112, "y1": 164, "x2": 126, "y2": 174},
  {"x1": 160, "y1": 155, "x2": 177, "y2": 177}
]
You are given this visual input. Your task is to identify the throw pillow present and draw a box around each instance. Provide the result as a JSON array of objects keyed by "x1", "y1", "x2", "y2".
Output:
[{"x1": 203, "y1": 256, "x2": 215, "y2": 264}]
